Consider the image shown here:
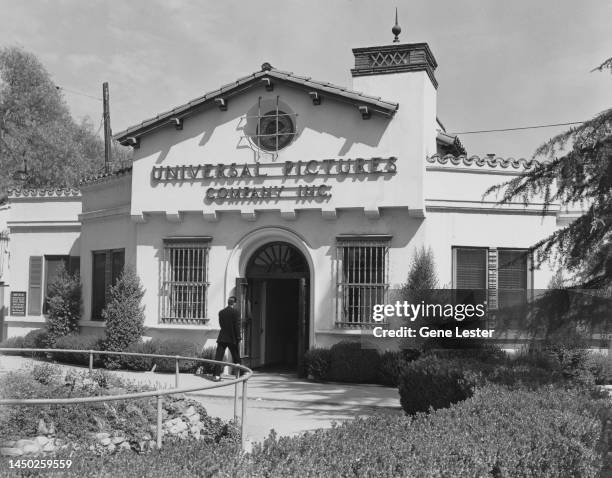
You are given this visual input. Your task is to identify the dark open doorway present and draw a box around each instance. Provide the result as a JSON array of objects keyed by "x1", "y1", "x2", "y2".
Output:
[{"x1": 238, "y1": 242, "x2": 309, "y2": 372}]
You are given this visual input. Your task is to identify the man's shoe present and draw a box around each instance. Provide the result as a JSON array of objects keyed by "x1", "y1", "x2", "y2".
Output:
[{"x1": 212, "y1": 375, "x2": 221, "y2": 382}]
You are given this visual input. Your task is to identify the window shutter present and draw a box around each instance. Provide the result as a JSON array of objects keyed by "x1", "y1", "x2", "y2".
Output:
[
  {"x1": 28, "y1": 256, "x2": 43, "y2": 315},
  {"x1": 498, "y1": 250, "x2": 528, "y2": 307},
  {"x1": 455, "y1": 248, "x2": 486, "y2": 289}
]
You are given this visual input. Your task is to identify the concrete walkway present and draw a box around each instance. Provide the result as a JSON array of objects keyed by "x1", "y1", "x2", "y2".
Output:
[{"x1": 0, "y1": 355, "x2": 402, "y2": 443}]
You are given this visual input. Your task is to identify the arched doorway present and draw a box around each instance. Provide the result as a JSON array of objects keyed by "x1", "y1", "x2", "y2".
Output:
[{"x1": 242, "y1": 241, "x2": 310, "y2": 371}]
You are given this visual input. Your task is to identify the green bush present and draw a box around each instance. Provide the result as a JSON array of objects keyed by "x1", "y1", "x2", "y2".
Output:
[
  {"x1": 31, "y1": 362, "x2": 62, "y2": 385},
  {"x1": 197, "y1": 346, "x2": 219, "y2": 375},
  {"x1": 38, "y1": 385, "x2": 608, "y2": 477},
  {"x1": 398, "y1": 355, "x2": 478, "y2": 414},
  {"x1": 427, "y1": 344, "x2": 507, "y2": 364},
  {"x1": 22, "y1": 328, "x2": 50, "y2": 349},
  {"x1": 102, "y1": 266, "x2": 145, "y2": 369},
  {"x1": 121, "y1": 339, "x2": 200, "y2": 372},
  {"x1": 46, "y1": 263, "x2": 82, "y2": 346},
  {"x1": 588, "y1": 352, "x2": 612, "y2": 385},
  {"x1": 328, "y1": 341, "x2": 381, "y2": 383},
  {"x1": 51, "y1": 334, "x2": 103, "y2": 365},
  {"x1": 377, "y1": 350, "x2": 421, "y2": 386},
  {"x1": 0, "y1": 336, "x2": 25, "y2": 354},
  {"x1": 303, "y1": 347, "x2": 332, "y2": 381}
]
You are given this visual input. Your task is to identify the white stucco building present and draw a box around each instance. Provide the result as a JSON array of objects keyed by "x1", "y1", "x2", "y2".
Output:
[{"x1": 0, "y1": 38, "x2": 578, "y2": 369}]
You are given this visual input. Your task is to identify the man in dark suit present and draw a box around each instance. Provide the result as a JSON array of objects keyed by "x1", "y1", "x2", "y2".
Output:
[{"x1": 213, "y1": 296, "x2": 241, "y2": 381}]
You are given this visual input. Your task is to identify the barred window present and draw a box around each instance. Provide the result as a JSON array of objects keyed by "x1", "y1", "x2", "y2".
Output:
[
  {"x1": 161, "y1": 238, "x2": 211, "y2": 324},
  {"x1": 336, "y1": 236, "x2": 390, "y2": 327}
]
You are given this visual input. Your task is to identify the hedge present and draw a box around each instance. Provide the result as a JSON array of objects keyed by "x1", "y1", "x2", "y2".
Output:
[
  {"x1": 51, "y1": 334, "x2": 103, "y2": 366},
  {"x1": 120, "y1": 339, "x2": 201, "y2": 372},
  {"x1": 14, "y1": 385, "x2": 608, "y2": 477}
]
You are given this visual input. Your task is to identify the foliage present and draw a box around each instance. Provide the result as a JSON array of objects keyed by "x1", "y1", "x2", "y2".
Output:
[
  {"x1": 587, "y1": 352, "x2": 612, "y2": 385},
  {"x1": 0, "y1": 366, "x2": 235, "y2": 447},
  {"x1": 485, "y1": 102, "x2": 612, "y2": 288},
  {"x1": 197, "y1": 346, "x2": 219, "y2": 375},
  {"x1": 400, "y1": 246, "x2": 439, "y2": 304},
  {"x1": 303, "y1": 347, "x2": 332, "y2": 381},
  {"x1": 377, "y1": 350, "x2": 420, "y2": 386},
  {"x1": 0, "y1": 46, "x2": 131, "y2": 198},
  {"x1": 328, "y1": 341, "x2": 381, "y2": 383},
  {"x1": 51, "y1": 334, "x2": 103, "y2": 366},
  {"x1": 21, "y1": 328, "x2": 50, "y2": 358},
  {"x1": 46, "y1": 263, "x2": 82, "y2": 346},
  {"x1": 102, "y1": 266, "x2": 145, "y2": 369},
  {"x1": 0, "y1": 335, "x2": 25, "y2": 354},
  {"x1": 398, "y1": 355, "x2": 476, "y2": 414},
  {"x1": 30, "y1": 362, "x2": 62, "y2": 385},
  {"x1": 120, "y1": 339, "x2": 200, "y2": 372},
  {"x1": 34, "y1": 385, "x2": 610, "y2": 477}
]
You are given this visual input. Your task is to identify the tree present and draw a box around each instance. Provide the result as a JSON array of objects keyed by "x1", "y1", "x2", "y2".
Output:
[
  {"x1": 400, "y1": 246, "x2": 439, "y2": 304},
  {"x1": 0, "y1": 46, "x2": 131, "y2": 198},
  {"x1": 46, "y1": 263, "x2": 82, "y2": 346},
  {"x1": 102, "y1": 266, "x2": 145, "y2": 369},
  {"x1": 486, "y1": 62, "x2": 612, "y2": 288}
]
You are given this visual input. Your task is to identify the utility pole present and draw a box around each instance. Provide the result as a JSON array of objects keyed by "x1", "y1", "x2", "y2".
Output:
[{"x1": 102, "y1": 82, "x2": 111, "y2": 173}]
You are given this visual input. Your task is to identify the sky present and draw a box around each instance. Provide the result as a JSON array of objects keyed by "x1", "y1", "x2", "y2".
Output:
[{"x1": 1, "y1": 0, "x2": 611, "y2": 159}]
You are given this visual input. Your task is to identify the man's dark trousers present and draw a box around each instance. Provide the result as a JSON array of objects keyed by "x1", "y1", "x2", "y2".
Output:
[{"x1": 214, "y1": 342, "x2": 241, "y2": 376}]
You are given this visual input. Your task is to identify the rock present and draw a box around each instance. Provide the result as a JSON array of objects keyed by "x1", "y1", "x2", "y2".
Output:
[
  {"x1": 47, "y1": 422, "x2": 56, "y2": 436},
  {"x1": 182, "y1": 406, "x2": 196, "y2": 417},
  {"x1": 178, "y1": 431, "x2": 188, "y2": 439},
  {"x1": 1, "y1": 441, "x2": 15, "y2": 448},
  {"x1": 54, "y1": 438, "x2": 65, "y2": 447},
  {"x1": 190, "y1": 425, "x2": 200, "y2": 435},
  {"x1": 37, "y1": 419, "x2": 48, "y2": 435},
  {"x1": 107, "y1": 443, "x2": 116, "y2": 453},
  {"x1": 100, "y1": 438, "x2": 111, "y2": 446},
  {"x1": 15, "y1": 439, "x2": 35, "y2": 449},
  {"x1": 111, "y1": 436, "x2": 125, "y2": 445},
  {"x1": 95, "y1": 432, "x2": 111, "y2": 441},
  {"x1": 22, "y1": 443, "x2": 42, "y2": 455},
  {"x1": 35, "y1": 436, "x2": 49, "y2": 447},
  {"x1": 143, "y1": 433, "x2": 152, "y2": 441},
  {"x1": 118, "y1": 441, "x2": 131, "y2": 451},
  {"x1": 42, "y1": 442, "x2": 55, "y2": 453},
  {"x1": 188, "y1": 413, "x2": 201, "y2": 424},
  {"x1": 1, "y1": 447, "x2": 23, "y2": 456}
]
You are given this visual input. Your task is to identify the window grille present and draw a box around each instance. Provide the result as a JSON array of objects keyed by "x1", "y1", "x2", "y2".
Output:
[
  {"x1": 242, "y1": 96, "x2": 298, "y2": 160},
  {"x1": 161, "y1": 238, "x2": 210, "y2": 324},
  {"x1": 336, "y1": 237, "x2": 390, "y2": 328}
]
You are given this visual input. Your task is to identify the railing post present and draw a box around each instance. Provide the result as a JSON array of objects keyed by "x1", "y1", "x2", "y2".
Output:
[
  {"x1": 156, "y1": 395, "x2": 163, "y2": 449},
  {"x1": 241, "y1": 379, "x2": 247, "y2": 451},
  {"x1": 234, "y1": 368, "x2": 239, "y2": 423},
  {"x1": 89, "y1": 350, "x2": 94, "y2": 373},
  {"x1": 175, "y1": 356, "x2": 180, "y2": 388}
]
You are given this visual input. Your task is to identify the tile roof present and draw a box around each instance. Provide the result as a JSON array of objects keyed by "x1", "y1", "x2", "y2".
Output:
[
  {"x1": 114, "y1": 65, "x2": 399, "y2": 144},
  {"x1": 8, "y1": 188, "x2": 81, "y2": 199},
  {"x1": 79, "y1": 165, "x2": 133, "y2": 186},
  {"x1": 427, "y1": 154, "x2": 541, "y2": 170}
]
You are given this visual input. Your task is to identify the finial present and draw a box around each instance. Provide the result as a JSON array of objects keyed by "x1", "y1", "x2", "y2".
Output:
[
  {"x1": 392, "y1": 8, "x2": 401, "y2": 43},
  {"x1": 261, "y1": 62, "x2": 273, "y2": 71}
]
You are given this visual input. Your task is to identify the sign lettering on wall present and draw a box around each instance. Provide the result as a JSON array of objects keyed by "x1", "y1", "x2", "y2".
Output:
[
  {"x1": 10, "y1": 291, "x2": 26, "y2": 316},
  {"x1": 150, "y1": 157, "x2": 397, "y2": 202}
]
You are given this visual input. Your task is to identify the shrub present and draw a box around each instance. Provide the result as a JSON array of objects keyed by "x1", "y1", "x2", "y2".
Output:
[
  {"x1": 23, "y1": 328, "x2": 50, "y2": 349},
  {"x1": 102, "y1": 266, "x2": 145, "y2": 369},
  {"x1": 398, "y1": 355, "x2": 478, "y2": 414},
  {"x1": 304, "y1": 347, "x2": 332, "y2": 381},
  {"x1": 328, "y1": 341, "x2": 381, "y2": 383},
  {"x1": 427, "y1": 344, "x2": 508, "y2": 364},
  {"x1": 0, "y1": 336, "x2": 25, "y2": 354},
  {"x1": 46, "y1": 263, "x2": 82, "y2": 346},
  {"x1": 197, "y1": 346, "x2": 219, "y2": 375},
  {"x1": 377, "y1": 350, "x2": 421, "y2": 386},
  {"x1": 121, "y1": 339, "x2": 200, "y2": 372},
  {"x1": 31, "y1": 363, "x2": 62, "y2": 385},
  {"x1": 51, "y1": 334, "x2": 102, "y2": 365},
  {"x1": 588, "y1": 352, "x2": 612, "y2": 385},
  {"x1": 400, "y1": 246, "x2": 439, "y2": 304}
]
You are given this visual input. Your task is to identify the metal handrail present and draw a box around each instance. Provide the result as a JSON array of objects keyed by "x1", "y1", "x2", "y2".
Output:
[{"x1": 0, "y1": 348, "x2": 252, "y2": 450}]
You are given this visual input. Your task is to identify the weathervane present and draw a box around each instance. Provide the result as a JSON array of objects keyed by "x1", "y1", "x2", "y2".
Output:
[{"x1": 392, "y1": 7, "x2": 401, "y2": 43}]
